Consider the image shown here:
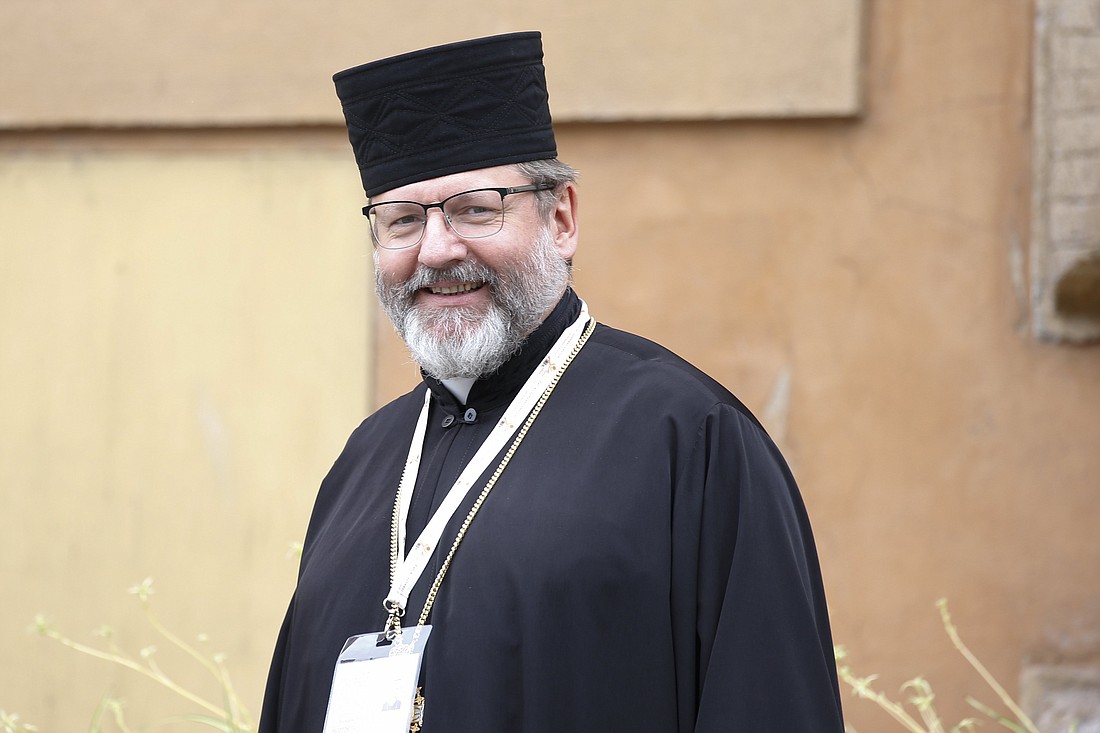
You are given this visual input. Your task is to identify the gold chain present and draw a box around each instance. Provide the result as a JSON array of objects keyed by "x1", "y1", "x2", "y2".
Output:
[{"x1": 386, "y1": 317, "x2": 597, "y2": 628}]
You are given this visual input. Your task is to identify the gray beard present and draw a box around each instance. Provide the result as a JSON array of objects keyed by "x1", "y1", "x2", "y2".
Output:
[{"x1": 375, "y1": 228, "x2": 571, "y2": 380}]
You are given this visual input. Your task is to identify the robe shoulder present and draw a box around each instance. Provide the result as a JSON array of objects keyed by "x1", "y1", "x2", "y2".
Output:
[
  {"x1": 583, "y1": 323, "x2": 766, "y2": 429},
  {"x1": 579, "y1": 325, "x2": 844, "y2": 731}
]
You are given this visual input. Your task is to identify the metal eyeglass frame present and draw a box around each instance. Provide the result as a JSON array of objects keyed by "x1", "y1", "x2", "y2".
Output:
[{"x1": 361, "y1": 183, "x2": 556, "y2": 250}]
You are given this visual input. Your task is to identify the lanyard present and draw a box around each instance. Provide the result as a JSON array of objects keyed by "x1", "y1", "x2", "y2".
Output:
[{"x1": 384, "y1": 302, "x2": 592, "y2": 618}]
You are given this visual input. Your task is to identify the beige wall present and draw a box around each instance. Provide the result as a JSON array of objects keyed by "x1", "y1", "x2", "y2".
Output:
[
  {"x1": 2, "y1": 1, "x2": 1099, "y2": 731},
  {"x1": 0, "y1": 0, "x2": 862, "y2": 125}
]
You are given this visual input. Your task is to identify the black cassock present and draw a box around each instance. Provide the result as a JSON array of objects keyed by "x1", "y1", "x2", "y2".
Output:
[{"x1": 259, "y1": 290, "x2": 844, "y2": 732}]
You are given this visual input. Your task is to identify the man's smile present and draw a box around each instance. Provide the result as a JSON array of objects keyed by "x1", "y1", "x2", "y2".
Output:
[{"x1": 426, "y1": 282, "x2": 486, "y2": 296}]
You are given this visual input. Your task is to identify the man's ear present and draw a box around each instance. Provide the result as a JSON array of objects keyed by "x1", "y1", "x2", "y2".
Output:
[{"x1": 550, "y1": 182, "x2": 579, "y2": 260}]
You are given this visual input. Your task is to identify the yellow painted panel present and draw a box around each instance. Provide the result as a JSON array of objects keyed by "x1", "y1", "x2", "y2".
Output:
[{"x1": 0, "y1": 148, "x2": 371, "y2": 729}]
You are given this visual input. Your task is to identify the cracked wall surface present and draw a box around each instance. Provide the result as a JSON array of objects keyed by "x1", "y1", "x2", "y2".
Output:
[{"x1": 1023, "y1": 665, "x2": 1100, "y2": 733}]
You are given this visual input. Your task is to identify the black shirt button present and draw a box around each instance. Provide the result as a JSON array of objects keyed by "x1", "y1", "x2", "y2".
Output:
[
  {"x1": 441, "y1": 415, "x2": 455, "y2": 428},
  {"x1": 464, "y1": 408, "x2": 477, "y2": 423}
]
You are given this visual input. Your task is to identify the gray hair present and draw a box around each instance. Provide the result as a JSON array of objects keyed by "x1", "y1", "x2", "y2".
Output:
[{"x1": 513, "y1": 158, "x2": 578, "y2": 220}]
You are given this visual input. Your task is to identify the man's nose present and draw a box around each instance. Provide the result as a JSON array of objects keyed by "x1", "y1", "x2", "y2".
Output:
[{"x1": 417, "y1": 208, "x2": 468, "y2": 268}]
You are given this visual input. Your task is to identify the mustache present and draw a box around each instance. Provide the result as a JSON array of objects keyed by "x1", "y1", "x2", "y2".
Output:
[{"x1": 396, "y1": 260, "x2": 498, "y2": 298}]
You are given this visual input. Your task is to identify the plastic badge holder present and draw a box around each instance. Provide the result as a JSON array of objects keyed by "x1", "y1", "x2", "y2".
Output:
[{"x1": 322, "y1": 625, "x2": 433, "y2": 733}]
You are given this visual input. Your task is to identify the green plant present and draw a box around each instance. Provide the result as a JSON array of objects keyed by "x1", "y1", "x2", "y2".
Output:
[
  {"x1": 30, "y1": 578, "x2": 252, "y2": 732},
  {"x1": 836, "y1": 599, "x2": 1044, "y2": 733},
  {"x1": 0, "y1": 710, "x2": 38, "y2": 733}
]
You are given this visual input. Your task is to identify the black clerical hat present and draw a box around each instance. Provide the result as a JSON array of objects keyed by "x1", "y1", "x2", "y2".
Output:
[{"x1": 333, "y1": 31, "x2": 558, "y2": 198}]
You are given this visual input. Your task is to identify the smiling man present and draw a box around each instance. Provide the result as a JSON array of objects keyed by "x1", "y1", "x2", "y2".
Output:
[
  {"x1": 372, "y1": 166, "x2": 575, "y2": 387},
  {"x1": 259, "y1": 32, "x2": 844, "y2": 733}
]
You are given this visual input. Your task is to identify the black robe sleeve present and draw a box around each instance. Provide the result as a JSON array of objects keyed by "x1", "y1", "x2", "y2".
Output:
[
  {"x1": 672, "y1": 403, "x2": 843, "y2": 731},
  {"x1": 258, "y1": 595, "x2": 295, "y2": 733}
]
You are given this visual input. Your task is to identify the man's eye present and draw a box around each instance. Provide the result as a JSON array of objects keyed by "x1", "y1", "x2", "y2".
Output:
[
  {"x1": 383, "y1": 212, "x2": 424, "y2": 229},
  {"x1": 452, "y1": 205, "x2": 501, "y2": 220}
]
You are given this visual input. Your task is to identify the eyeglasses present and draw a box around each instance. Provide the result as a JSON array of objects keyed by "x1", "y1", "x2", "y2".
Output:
[{"x1": 362, "y1": 183, "x2": 555, "y2": 250}]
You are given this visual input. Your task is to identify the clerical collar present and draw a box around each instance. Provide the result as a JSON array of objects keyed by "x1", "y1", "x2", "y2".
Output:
[
  {"x1": 425, "y1": 289, "x2": 583, "y2": 410},
  {"x1": 439, "y1": 377, "x2": 476, "y2": 404}
]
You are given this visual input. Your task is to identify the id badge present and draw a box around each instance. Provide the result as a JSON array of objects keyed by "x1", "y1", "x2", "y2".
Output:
[{"x1": 322, "y1": 625, "x2": 433, "y2": 733}]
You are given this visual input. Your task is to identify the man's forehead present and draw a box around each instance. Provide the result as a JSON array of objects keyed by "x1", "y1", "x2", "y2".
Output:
[{"x1": 371, "y1": 164, "x2": 528, "y2": 203}]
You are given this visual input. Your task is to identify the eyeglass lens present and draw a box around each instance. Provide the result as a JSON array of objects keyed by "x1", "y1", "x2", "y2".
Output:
[{"x1": 369, "y1": 190, "x2": 506, "y2": 249}]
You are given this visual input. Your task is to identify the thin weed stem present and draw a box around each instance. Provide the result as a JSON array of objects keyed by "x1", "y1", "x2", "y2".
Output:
[{"x1": 936, "y1": 600, "x2": 1040, "y2": 733}]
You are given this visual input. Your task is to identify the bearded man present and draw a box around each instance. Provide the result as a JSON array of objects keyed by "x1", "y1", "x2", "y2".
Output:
[{"x1": 259, "y1": 32, "x2": 844, "y2": 733}]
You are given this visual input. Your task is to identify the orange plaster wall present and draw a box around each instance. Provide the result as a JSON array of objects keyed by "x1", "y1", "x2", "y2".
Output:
[{"x1": 374, "y1": 1, "x2": 1100, "y2": 728}]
